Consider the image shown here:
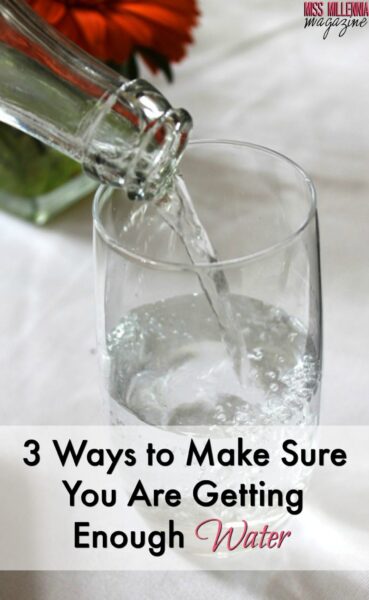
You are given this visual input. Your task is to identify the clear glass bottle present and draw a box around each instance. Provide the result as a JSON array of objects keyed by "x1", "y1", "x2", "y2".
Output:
[{"x1": 0, "y1": 0, "x2": 192, "y2": 213}]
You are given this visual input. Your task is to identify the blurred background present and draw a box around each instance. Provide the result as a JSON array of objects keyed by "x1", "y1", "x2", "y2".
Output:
[{"x1": 0, "y1": 0, "x2": 369, "y2": 597}]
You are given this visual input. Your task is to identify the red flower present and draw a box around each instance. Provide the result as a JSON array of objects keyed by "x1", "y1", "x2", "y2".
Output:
[{"x1": 28, "y1": 0, "x2": 199, "y2": 74}]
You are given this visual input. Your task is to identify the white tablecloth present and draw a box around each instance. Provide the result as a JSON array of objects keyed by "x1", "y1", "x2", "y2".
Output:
[{"x1": 1, "y1": 0, "x2": 369, "y2": 597}]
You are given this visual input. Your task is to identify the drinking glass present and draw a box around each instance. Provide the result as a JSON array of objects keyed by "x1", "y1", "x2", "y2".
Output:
[{"x1": 93, "y1": 140, "x2": 322, "y2": 428}]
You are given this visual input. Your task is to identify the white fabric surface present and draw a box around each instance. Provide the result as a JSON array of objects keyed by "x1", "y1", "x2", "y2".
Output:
[{"x1": 1, "y1": 0, "x2": 369, "y2": 597}]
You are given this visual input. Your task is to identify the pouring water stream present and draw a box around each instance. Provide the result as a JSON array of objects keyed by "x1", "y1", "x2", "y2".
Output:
[{"x1": 155, "y1": 173, "x2": 249, "y2": 386}]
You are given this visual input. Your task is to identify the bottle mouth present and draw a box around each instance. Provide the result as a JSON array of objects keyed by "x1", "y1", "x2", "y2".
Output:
[
  {"x1": 124, "y1": 106, "x2": 193, "y2": 202},
  {"x1": 81, "y1": 78, "x2": 193, "y2": 200}
]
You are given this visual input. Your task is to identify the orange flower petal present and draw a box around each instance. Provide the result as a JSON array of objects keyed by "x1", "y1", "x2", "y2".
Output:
[
  {"x1": 71, "y1": 9, "x2": 107, "y2": 59},
  {"x1": 27, "y1": 0, "x2": 199, "y2": 71},
  {"x1": 105, "y1": 18, "x2": 134, "y2": 63},
  {"x1": 29, "y1": 0, "x2": 66, "y2": 24},
  {"x1": 110, "y1": 11, "x2": 153, "y2": 47},
  {"x1": 56, "y1": 13, "x2": 83, "y2": 45},
  {"x1": 117, "y1": 3, "x2": 195, "y2": 31}
]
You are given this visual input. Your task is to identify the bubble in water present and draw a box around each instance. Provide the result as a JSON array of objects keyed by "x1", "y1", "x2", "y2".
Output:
[{"x1": 106, "y1": 295, "x2": 320, "y2": 427}]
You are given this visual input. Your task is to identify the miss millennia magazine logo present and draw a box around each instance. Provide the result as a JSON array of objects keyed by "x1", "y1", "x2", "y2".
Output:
[{"x1": 304, "y1": 1, "x2": 369, "y2": 37}]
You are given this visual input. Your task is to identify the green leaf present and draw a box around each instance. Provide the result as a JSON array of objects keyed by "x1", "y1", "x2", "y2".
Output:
[
  {"x1": 137, "y1": 47, "x2": 174, "y2": 83},
  {"x1": 109, "y1": 54, "x2": 140, "y2": 80}
]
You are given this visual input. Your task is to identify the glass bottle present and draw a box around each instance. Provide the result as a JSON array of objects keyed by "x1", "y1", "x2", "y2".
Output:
[{"x1": 0, "y1": 0, "x2": 192, "y2": 204}]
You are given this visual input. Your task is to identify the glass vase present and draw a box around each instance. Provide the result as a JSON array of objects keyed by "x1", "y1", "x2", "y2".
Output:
[{"x1": 0, "y1": 123, "x2": 97, "y2": 224}]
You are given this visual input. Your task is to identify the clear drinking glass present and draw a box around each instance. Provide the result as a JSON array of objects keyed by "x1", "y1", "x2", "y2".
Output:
[{"x1": 93, "y1": 140, "x2": 322, "y2": 428}]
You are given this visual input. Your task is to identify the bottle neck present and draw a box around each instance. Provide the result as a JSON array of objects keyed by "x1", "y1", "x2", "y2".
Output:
[
  {"x1": 0, "y1": 0, "x2": 192, "y2": 199},
  {"x1": 80, "y1": 78, "x2": 192, "y2": 201}
]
